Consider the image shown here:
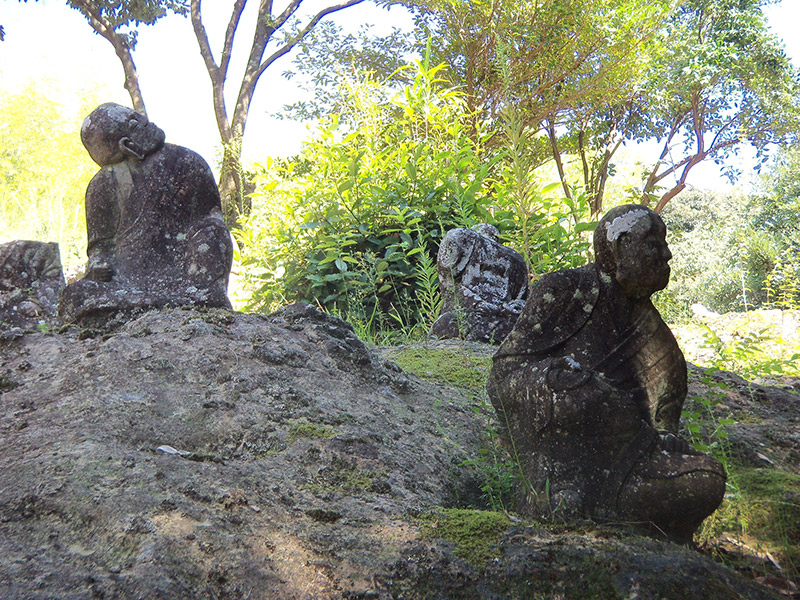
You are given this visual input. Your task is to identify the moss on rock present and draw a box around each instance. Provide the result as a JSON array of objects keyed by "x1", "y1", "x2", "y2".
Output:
[
  {"x1": 419, "y1": 508, "x2": 511, "y2": 566},
  {"x1": 288, "y1": 419, "x2": 336, "y2": 442},
  {"x1": 390, "y1": 347, "x2": 491, "y2": 391}
]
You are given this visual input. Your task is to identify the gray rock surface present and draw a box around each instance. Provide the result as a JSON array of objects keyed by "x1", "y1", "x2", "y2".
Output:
[
  {"x1": 0, "y1": 304, "x2": 786, "y2": 599},
  {"x1": 0, "y1": 240, "x2": 65, "y2": 331}
]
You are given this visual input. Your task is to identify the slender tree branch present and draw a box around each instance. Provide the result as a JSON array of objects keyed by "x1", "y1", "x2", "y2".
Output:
[
  {"x1": 190, "y1": 0, "x2": 218, "y2": 74},
  {"x1": 69, "y1": 0, "x2": 147, "y2": 115},
  {"x1": 271, "y1": 0, "x2": 305, "y2": 33},
  {"x1": 254, "y1": 0, "x2": 366, "y2": 83},
  {"x1": 546, "y1": 117, "x2": 571, "y2": 200},
  {"x1": 220, "y1": 0, "x2": 248, "y2": 77},
  {"x1": 191, "y1": 0, "x2": 236, "y2": 140},
  {"x1": 707, "y1": 116, "x2": 738, "y2": 151}
]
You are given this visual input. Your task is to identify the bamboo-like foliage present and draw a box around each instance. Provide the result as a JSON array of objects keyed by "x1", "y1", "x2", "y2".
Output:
[{"x1": 0, "y1": 84, "x2": 100, "y2": 273}]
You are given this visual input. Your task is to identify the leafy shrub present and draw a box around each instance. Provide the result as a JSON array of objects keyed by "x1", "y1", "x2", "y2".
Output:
[
  {"x1": 658, "y1": 190, "x2": 788, "y2": 317},
  {"x1": 494, "y1": 107, "x2": 597, "y2": 276},
  {"x1": 236, "y1": 58, "x2": 495, "y2": 338},
  {"x1": 238, "y1": 56, "x2": 601, "y2": 339}
]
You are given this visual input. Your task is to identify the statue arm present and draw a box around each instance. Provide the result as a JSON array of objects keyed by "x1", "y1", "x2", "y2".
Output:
[
  {"x1": 84, "y1": 173, "x2": 118, "y2": 282},
  {"x1": 491, "y1": 355, "x2": 609, "y2": 433}
]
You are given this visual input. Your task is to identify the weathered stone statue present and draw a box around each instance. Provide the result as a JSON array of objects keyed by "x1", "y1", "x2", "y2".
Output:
[
  {"x1": 487, "y1": 204, "x2": 726, "y2": 542},
  {"x1": 0, "y1": 240, "x2": 65, "y2": 330},
  {"x1": 430, "y1": 224, "x2": 528, "y2": 344},
  {"x1": 58, "y1": 103, "x2": 233, "y2": 326}
]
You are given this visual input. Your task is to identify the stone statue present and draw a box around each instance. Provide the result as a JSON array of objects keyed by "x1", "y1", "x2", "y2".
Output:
[
  {"x1": 58, "y1": 103, "x2": 233, "y2": 326},
  {"x1": 430, "y1": 224, "x2": 528, "y2": 344},
  {"x1": 0, "y1": 240, "x2": 65, "y2": 330},
  {"x1": 487, "y1": 204, "x2": 726, "y2": 542}
]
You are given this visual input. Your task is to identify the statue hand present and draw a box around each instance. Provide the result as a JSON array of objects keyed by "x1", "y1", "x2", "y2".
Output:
[
  {"x1": 546, "y1": 356, "x2": 593, "y2": 391},
  {"x1": 87, "y1": 263, "x2": 114, "y2": 282},
  {"x1": 659, "y1": 431, "x2": 697, "y2": 455}
]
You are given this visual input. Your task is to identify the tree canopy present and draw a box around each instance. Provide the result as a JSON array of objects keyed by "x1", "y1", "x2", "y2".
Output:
[{"x1": 284, "y1": 0, "x2": 800, "y2": 215}]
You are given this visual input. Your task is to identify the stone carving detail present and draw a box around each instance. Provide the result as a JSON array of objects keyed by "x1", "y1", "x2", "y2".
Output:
[
  {"x1": 58, "y1": 103, "x2": 233, "y2": 326},
  {"x1": 0, "y1": 240, "x2": 65, "y2": 330},
  {"x1": 487, "y1": 204, "x2": 726, "y2": 542},
  {"x1": 430, "y1": 224, "x2": 528, "y2": 344}
]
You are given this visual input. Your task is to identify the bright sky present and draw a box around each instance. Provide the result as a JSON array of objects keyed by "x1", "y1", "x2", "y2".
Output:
[
  {"x1": 0, "y1": 0, "x2": 412, "y2": 166},
  {"x1": 1, "y1": 0, "x2": 798, "y2": 191}
]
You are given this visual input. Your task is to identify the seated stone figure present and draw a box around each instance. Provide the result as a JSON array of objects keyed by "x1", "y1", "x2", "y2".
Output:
[
  {"x1": 0, "y1": 240, "x2": 65, "y2": 330},
  {"x1": 59, "y1": 103, "x2": 233, "y2": 326},
  {"x1": 487, "y1": 204, "x2": 726, "y2": 542},
  {"x1": 430, "y1": 224, "x2": 528, "y2": 344}
]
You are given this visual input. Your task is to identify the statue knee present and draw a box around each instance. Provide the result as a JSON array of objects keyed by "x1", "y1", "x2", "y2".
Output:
[
  {"x1": 185, "y1": 221, "x2": 233, "y2": 282},
  {"x1": 618, "y1": 452, "x2": 726, "y2": 542}
]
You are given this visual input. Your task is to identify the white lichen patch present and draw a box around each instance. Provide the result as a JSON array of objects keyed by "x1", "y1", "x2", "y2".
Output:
[
  {"x1": 81, "y1": 114, "x2": 93, "y2": 136},
  {"x1": 543, "y1": 293, "x2": 555, "y2": 303},
  {"x1": 605, "y1": 209, "x2": 649, "y2": 241}
]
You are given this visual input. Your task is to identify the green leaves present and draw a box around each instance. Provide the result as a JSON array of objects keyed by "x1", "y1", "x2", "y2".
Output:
[
  {"x1": 235, "y1": 59, "x2": 495, "y2": 338},
  {"x1": 0, "y1": 83, "x2": 99, "y2": 274}
]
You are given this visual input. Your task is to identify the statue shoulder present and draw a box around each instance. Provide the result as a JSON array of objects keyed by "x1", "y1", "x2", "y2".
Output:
[
  {"x1": 161, "y1": 143, "x2": 212, "y2": 169},
  {"x1": 495, "y1": 264, "x2": 600, "y2": 358}
]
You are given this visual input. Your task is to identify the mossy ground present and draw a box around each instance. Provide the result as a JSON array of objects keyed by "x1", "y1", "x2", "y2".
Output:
[
  {"x1": 699, "y1": 465, "x2": 800, "y2": 581},
  {"x1": 389, "y1": 347, "x2": 491, "y2": 391},
  {"x1": 418, "y1": 508, "x2": 511, "y2": 566},
  {"x1": 288, "y1": 419, "x2": 337, "y2": 442}
]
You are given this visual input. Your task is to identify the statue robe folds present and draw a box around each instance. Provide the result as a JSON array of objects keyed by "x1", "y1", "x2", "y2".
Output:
[{"x1": 488, "y1": 265, "x2": 726, "y2": 542}]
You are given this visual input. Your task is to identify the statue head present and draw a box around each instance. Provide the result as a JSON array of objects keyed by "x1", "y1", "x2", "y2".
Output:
[
  {"x1": 472, "y1": 223, "x2": 500, "y2": 241},
  {"x1": 595, "y1": 204, "x2": 672, "y2": 300},
  {"x1": 81, "y1": 103, "x2": 166, "y2": 166}
]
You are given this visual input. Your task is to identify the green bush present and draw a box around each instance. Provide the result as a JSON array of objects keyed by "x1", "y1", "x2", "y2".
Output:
[
  {"x1": 658, "y1": 190, "x2": 791, "y2": 317},
  {"x1": 236, "y1": 59, "x2": 495, "y2": 339},
  {"x1": 237, "y1": 58, "x2": 599, "y2": 340}
]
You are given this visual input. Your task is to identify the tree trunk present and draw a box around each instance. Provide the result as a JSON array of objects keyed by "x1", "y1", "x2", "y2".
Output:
[
  {"x1": 218, "y1": 138, "x2": 248, "y2": 226},
  {"x1": 190, "y1": 0, "x2": 366, "y2": 228},
  {"x1": 113, "y1": 39, "x2": 147, "y2": 116},
  {"x1": 70, "y1": 1, "x2": 148, "y2": 116}
]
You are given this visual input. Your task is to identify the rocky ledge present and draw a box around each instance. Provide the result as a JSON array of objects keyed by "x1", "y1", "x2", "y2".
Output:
[{"x1": 0, "y1": 305, "x2": 792, "y2": 599}]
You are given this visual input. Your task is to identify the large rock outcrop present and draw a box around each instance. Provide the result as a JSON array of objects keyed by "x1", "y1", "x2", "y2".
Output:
[{"x1": 0, "y1": 305, "x2": 788, "y2": 599}]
